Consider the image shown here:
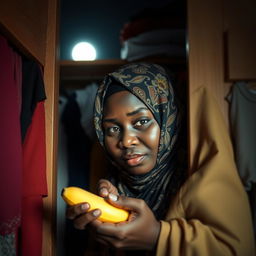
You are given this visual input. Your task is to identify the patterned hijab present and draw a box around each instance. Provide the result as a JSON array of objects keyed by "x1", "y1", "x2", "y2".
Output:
[{"x1": 94, "y1": 63, "x2": 183, "y2": 219}]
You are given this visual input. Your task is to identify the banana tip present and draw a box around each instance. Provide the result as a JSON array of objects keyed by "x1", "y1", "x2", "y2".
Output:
[{"x1": 61, "y1": 188, "x2": 65, "y2": 196}]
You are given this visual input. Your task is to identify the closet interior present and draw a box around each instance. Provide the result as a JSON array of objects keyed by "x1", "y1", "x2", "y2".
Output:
[
  {"x1": 58, "y1": 0, "x2": 256, "y2": 253},
  {"x1": 0, "y1": 0, "x2": 255, "y2": 255}
]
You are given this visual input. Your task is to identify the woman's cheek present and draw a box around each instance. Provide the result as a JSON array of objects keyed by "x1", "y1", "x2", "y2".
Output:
[
  {"x1": 105, "y1": 137, "x2": 118, "y2": 157},
  {"x1": 147, "y1": 125, "x2": 161, "y2": 147}
]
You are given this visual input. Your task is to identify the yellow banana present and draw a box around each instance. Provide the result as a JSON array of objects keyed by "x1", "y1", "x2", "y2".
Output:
[{"x1": 62, "y1": 186, "x2": 129, "y2": 223}]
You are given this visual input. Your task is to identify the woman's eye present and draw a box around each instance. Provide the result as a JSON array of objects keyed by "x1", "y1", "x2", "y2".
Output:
[
  {"x1": 107, "y1": 126, "x2": 120, "y2": 134},
  {"x1": 134, "y1": 119, "x2": 150, "y2": 127}
]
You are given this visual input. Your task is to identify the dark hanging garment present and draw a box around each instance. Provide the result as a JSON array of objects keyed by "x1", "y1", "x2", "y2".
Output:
[
  {"x1": 61, "y1": 92, "x2": 91, "y2": 189},
  {"x1": 20, "y1": 58, "x2": 46, "y2": 141},
  {"x1": 0, "y1": 34, "x2": 23, "y2": 255},
  {"x1": 61, "y1": 92, "x2": 91, "y2": 256}
]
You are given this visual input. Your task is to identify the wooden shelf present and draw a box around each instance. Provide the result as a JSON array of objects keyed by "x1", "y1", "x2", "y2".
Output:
[
  {"x1": 60, "y1": 59, "x2": 127, "y2": 83},
  {"x1": 59, "y1": 57, "x2": 187, "y2": 88}
]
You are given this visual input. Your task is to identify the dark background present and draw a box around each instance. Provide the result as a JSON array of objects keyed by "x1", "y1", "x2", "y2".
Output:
[{"x1": 59, "y1": 0, "x2": 179, "y2": 60}]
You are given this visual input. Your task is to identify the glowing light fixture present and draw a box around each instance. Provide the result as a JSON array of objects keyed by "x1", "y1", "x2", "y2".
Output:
[{"x1": 71, "y1": 42, "x2": 97, "y2": 61}]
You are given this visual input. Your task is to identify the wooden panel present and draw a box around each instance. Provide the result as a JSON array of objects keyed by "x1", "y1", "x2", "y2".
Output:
[
  {"x1": 187, "y1": 0, "x2": 227, "y2": 168},
  {"x1": 0, "y1": 0, "x2": 48, "y2": 65},
  {"x1": 42, "y1": 0, "x2": 59, "y2": 255},
  {"x1": 223, "y1": 0, "x2": 256, "y2": 80}
]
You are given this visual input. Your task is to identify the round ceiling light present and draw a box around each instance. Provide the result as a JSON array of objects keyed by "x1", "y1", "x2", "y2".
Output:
[{"x1": 71, "y1": 42, "x2": 97, "y2": 61}]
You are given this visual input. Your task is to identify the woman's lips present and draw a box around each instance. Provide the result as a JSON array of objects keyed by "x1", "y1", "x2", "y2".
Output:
[{"x1": 124, "y1": 155, "x2": 146, "y2": 166}]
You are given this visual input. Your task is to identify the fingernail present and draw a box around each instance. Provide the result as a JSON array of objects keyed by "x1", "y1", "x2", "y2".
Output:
[
  {"x1": 81, "y1": 203, "x2": 89, "y2": 210},
  {"x1": 109, "y1": 193, "x2": 118, "y2": 202},
  {"x1": 93, "y1": 209, "x2": 101, "y2": 217},
  {"x1": 100, "y1": 188, "x2": 108, "y2": 197}
]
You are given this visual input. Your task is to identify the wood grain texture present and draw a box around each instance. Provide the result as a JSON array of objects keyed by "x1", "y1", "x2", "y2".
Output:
[
  {"x1": 0, "y1": 0, "x2": 48, "y2": 64},
  {"x1": 223, "y1": 0, "x2": 256, "y2": 80},
  {"x1": 42, "y1": 0, "x2": 59, "y2": 255},
  {"x1": 187, "y1": 0, "x2": 230, "y2": 168}
]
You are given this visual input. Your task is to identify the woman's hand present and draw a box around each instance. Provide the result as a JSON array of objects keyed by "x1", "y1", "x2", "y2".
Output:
[
  {"x1": 66, "y1": 201, "x2": 102, "y2": 230},
  {"x1": 66, "y1": 179, "x2": 161, "y2": 251},
  {"x1": 97, "y1": 179, "x2": 119, "y2": 198},
  {"x1": 65, "y1": 179, "x2": 119, "y2": 230},
  {"x1": 94, "y1": 194, "x2": 161, "y2": 251}
]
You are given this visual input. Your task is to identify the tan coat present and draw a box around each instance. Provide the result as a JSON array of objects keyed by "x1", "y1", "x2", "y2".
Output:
[{"x1": 156, "y1": 87, "x2": 255, "y2": 256}]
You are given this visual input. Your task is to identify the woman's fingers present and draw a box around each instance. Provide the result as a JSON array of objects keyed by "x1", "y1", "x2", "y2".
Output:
[
  {"x1": 66, "y1": 203, "x2": 103, "y2": 230},
  {"x1": 94, "y1": 196, "x2": 144, "y2": 237},
  {"x1": 66, "y1": 203, "x2": 90, "y2": 220},
  {"x1": 65, "y1": 195, "x2": 160, "y2": 250},
  {"x1": 106, "y1": 194, "x2": 147, "y2": 213},
  {"x1": 97, "y1": 179, "x2": 119, "y2": 197},
  {"x1": 94, "y1": 196, "x2": 160, "y2": 250},
  {"x1": 73, "y1": 209, "x2": 102, "y2": 230}
]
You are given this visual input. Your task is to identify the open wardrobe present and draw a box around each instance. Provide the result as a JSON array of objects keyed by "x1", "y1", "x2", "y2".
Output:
[{"x1": 1, "y1": 0, "x2": 256, "y2": 255}]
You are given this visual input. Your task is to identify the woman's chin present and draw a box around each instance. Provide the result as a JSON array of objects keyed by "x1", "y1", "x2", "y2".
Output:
[{"x1": 122, "y1": 163, "x2": 154, "y2": 176}]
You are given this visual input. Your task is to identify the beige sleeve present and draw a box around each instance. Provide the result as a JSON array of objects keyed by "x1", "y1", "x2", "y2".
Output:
[{"x1": 156, "y1": 87, "x2": 255, "y2": 256}]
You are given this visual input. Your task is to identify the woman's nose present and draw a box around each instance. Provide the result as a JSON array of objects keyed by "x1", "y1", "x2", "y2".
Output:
[{"x1": 119, "y1": 130, "x2": 138, "y2": 148}]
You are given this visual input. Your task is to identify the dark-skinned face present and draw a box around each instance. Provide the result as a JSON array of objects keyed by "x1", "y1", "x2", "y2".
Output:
[{"x1": 102, "y1": 91, "x2": 160, "y2": 175}]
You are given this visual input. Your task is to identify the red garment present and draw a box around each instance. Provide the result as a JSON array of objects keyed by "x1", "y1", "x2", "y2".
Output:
[
  {"x1": 0, "y1": 34, "x2": 47, "y2": 256},
  {"x1": 0, "y1": 34, "x2": 22, "y2": 236},
  {"x1": 21, "y1": 100, "x2": 48, "y2": 256},
  {"x1": 21, "y1": 196, "x2": 43, "y2": 256},
  {"x1": 22, "y1": 101, "x2": 47, "y2": 197}
]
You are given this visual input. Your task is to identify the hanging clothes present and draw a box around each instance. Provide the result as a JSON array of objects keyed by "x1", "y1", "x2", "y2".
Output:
[
  {"x1": 20, "y1": 58, "x2": 46, "y2": 141},
  {"x1": 20, "y1": 59, "x2": 47, "y2": 256},
  {"x1": 75, "y1": 83, "x2": 98, "y2": 141},
  {"x1": 0, "y1": 33, "x2": 48, "y2": 256},
  {"x1": 227, "y1": 82, "x2": 256, "y2": 190},
  {"x1": 21, "y1": 101, "x2": 47, "y2": 256},
  {"x1": 56, "y1": 83, "x2": 99, "y2": 255},
  {"x1": 0, "y1": 34, "x2": 23, "y2": 256},
  {"x1": 56, "y1": 95, "x2": 69, "y2": 256},
  {"x1": 58, "y1": 90, "x2": 92, "y2": 256},
  {"x1": 227, "y1": 81, "x2": 256, "y2": 237},
  {"x1": 61, "y1": 91, "x2": 91, "y2": 189}
]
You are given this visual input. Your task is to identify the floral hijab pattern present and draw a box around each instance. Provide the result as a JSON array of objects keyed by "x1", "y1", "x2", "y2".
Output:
[{"x1": 94, "y1": 63, "x2": 183, "y2": 219}]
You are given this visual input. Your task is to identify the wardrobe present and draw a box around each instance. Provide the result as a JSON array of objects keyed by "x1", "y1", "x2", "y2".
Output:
[{"x1": 0, "y1": 0, "x2": 255, "y2": 255}]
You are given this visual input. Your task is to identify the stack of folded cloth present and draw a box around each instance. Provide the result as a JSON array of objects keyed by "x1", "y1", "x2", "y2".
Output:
[{"x1": 120, "y1": 1, "x2": 187, "y2": 61}]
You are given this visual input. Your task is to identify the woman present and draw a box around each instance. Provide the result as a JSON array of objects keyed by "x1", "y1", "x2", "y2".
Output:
[{"x1": 67, "y1": 63, "x2": 255, "y2": 255}]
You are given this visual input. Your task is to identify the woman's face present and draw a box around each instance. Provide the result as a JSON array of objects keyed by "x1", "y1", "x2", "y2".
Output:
[{"x1": 103, "y1": 90, "x2": 160, "y2": 175}]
